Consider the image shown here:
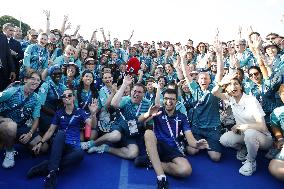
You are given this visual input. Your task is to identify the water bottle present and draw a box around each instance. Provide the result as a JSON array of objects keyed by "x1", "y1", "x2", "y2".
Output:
[{"x1": 84, "y1": 124, "x2": 91, "y2": 140}]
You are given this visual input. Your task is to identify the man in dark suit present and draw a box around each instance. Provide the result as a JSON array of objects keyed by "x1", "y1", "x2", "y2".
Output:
[
  {"x1": 0, "y1": 32, "x2": 16, "y2": 91},
  {"x1": 3, "y1": 23, "x2": 24, "y2": 80}
]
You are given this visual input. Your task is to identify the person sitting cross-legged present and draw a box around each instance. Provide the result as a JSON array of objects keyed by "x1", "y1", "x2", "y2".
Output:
[
  {"x1": 84, "y1": 75, "x2": 151, "y2": 160},
  {"x1": 143, "y1": 89, "x2": 209, "y2": 189}
]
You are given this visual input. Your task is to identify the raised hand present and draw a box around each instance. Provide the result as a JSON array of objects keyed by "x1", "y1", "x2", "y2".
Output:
[
  {"x1": 63, "y1": 15, "x2": 69, "y2": 22},
  {"x1": 238, "y1": 26, "x2": 242, "y2": 38},
  {"x1": 220, "y1": 72, "x2": 237, "y2": 86},
  {"x1": 111, "y1": 84, "x2": 117, "y2": 94},
  {"x1": 66, "y1": 22, "x2": 72, "y2": 30},
  {"x1": 123, "y1": 75, "x2": 133, "y2": 86},
  {"x1": 214, "y1": 38, "x2": 223, "y2": 55},
  {"x1": 43, "y1": 10, "x2": 50, "y2": 19},
  {"x1": 251, "y1": 35, "x2": 262, "y2": 51},
  {"x1": 75, "y1": 25, "x2": 81, "y2": 31},
  {"x1": 145, "y1": 104, "x2": 162, "y2": 119},
  {"x1": 152, "y1": 82, "x2": 159, "y2": 89},
  {"x1": 88, "y1": 98, "x2": 99, "y2": 114}
]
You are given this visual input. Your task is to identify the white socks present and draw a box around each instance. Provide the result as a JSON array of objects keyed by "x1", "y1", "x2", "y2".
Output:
[{"x1": 157, "y1": 175, "x2": 166, "y2": 181}]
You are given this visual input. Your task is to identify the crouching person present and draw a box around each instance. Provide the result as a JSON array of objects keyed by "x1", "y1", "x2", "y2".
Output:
[
  {"x1": 27, "y1": 89, "x2": 98, "y2": 189},
  {"x1": 0, "y1": 71, "x2": 46, "y2": 168},
  {"x1": 143, "y1": 89, "x2": 209, "y2": 189},
  {"x1": 269, "y1": 84, "x2": 284, "y2": 181}
]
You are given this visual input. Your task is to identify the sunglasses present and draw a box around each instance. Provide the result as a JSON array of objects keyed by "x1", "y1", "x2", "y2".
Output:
[
  {"x1": 61, "y1": 93, "x2": 73, "y2": 98},
  {"x1": 249, "y1": 72, "x2": 259, "y2": 77}
]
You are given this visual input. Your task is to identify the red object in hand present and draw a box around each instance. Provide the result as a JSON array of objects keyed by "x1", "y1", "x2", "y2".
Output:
[
  {"x1": 84, "y1": 124, "x2": 91, "y2": 140},
  {"x1": 126, "y1": 57, "x2": 140, "y2": 75}
]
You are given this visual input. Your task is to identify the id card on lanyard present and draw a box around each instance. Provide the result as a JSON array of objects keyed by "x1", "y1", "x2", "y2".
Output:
[
  {"x1": 63, "y1": 115, "x2": 76, "y2": 132},
  {"x1": 120, "y1": 102, "x2": 142, "y2": 136},
  {"x1": 163, "y1": 115, "x2": 185, "y2": 156}
]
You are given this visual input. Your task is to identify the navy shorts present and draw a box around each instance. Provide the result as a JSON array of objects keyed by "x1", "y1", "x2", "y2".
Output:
[
  {"x1": 191, "y1": 126, "x2": 223, "y2": 153},
  {"x1": 156, "y1": 140, "x2": 184, "y2": 162}
]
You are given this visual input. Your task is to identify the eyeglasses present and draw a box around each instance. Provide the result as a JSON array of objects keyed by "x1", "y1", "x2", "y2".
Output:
[
  {"x1": 61, "y1": 93, "x2": 73, "y2": 98},
  {"x1": 164, "y1": 97, "x2": 177, "y2": 101},
  {"x1": 249, "y1": 72, "x2": 259, "y2": 77}
]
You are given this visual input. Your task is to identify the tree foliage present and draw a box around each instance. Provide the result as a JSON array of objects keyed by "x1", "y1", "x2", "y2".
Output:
[{"x1": 0, "y1": 15, "x2": 31, "y2": 36}]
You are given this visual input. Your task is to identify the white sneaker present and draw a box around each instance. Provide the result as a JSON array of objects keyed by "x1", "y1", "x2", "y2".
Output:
[
  {"x1": 2, "y1": 151, "x2": 17, "y2": 168},
  {"x1": 80, "y1": 141, "x2": 94, "y2": 150},
  {"x1": 236, "y1": 146, "x2": 247, "y2": 161},
  {"x1": 88, "y1": 144, "x2": 109, "y2": 154},
  {"x1": 239, "y1": 159, "x2": 256, "y2": 176}
]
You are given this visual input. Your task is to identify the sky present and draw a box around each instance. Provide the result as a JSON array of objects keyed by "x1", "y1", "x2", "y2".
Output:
[{"x1": 1, "y1": 0, "x2": 283, "y2": 45}]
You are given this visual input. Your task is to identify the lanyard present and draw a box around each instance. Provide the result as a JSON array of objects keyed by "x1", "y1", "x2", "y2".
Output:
[
  {"x1": 49, "y1": 82, "x2": 60, "y2": 100},
  {"x1": 82, "y1": 91, "x2": 91, "y2": 109},
  {"x1": 163, "y1": 115, "x2": 179, "y2": 138},
  {"x1": 163, "y1": 114, "x2": 185, "y2": 155},
  {"x1": 135, "y1": 102, "x2": 142, "y2": 116},
  {"x1": 64, "y1": 115, "x2": 76, "y2": 132},
  {"x1": 120, "y1": 102, "x2": 142, "y2": 120}
]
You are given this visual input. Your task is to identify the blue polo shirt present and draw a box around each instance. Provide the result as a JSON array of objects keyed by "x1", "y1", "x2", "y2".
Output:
[
  {"x1": 153, "y1": 108, "x2": 191, "y2": 148},
  {"x1": 51, "y1": 108, "x2": 89, "y2": 147},
  {"x1": 187, "y1": 81, "x2": 220, "y2": 128},
  {"x1": 0, "y1": 85, "x2": 41, "y2": 126}
]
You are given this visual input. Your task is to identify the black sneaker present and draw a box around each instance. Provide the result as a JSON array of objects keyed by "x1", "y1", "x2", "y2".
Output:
[
  {"x1": 157, "y1": 177, "x2": 168, "y2": 189},
  {"x1": 44, "y1": 170, "x2": 58, "y2": 189},
  {"x1": 134, "y1": 155, "x2": 152, "y2": 168},
  {"x1": 27, "y1": 160, "x2": 49, "y2": 179}
]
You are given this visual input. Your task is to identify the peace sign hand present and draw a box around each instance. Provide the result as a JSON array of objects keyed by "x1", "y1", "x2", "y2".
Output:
[{"x1": 88, "y1": 98, "x2": 99, "y2": 114}]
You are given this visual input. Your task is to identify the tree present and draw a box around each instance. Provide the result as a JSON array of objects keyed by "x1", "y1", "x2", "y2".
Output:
[{"x1": 0, "y1": 15, "x2": 31, "y2": 36}]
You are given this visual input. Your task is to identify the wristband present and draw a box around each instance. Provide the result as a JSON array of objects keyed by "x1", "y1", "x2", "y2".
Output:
[
  {"x1": 28, "y1": 131, "x2": 33, "y2": 137},
  {"x1": 38, "y1": 141, "x2": 44, "y2": 145}
]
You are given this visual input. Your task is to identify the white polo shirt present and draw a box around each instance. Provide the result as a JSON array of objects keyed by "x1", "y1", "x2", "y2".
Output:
[{"x1": 225, "y1": 93, "x2": 265, "y2": 125}]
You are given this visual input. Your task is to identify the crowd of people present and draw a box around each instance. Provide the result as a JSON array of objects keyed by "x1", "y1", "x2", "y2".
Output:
[{"x1": 0, "y1": 12, "x2": 284, "y2": 189}]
